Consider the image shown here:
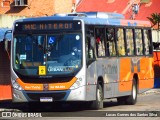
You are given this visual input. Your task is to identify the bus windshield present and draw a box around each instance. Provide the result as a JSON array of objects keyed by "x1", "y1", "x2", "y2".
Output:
[{"x1": 13, "y1": 33, "x2": 82, "y2": 76}]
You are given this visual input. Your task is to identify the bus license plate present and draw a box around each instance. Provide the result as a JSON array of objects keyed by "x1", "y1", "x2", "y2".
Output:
[{"x1": 40, "y1": 97, "x2": 53, "y2": 102}]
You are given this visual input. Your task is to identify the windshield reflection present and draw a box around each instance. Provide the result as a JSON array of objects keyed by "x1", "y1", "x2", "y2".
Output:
[{"x1": 13, "y1": 33, "x2": 82, "y2": 76}]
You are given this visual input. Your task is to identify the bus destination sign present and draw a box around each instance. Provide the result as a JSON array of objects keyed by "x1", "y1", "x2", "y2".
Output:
[
  {"x1": 15, "y1": 21, "x2": 81, "y2": 32},
  {"x1": 23, "y1": 23, "x2": 73, "y2": 30}
]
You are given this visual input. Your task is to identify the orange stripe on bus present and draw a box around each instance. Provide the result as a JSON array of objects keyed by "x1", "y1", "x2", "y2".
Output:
[
  {"x1": 49, "y1": 77, "x2": 77, "y2": 90},
  {"x1": 17, "y1": 78, "x2": 43, "y2": 91},
  {"x1": 17, "y1": 77, "x2": 77, "y2": 91}
]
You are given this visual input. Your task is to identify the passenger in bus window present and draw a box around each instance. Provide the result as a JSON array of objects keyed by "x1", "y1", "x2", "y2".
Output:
[
  {"x1": 106, "y1": 28, "x2": 116, "y2": 56},
  {"x1": 108, "y1": 40, "x2": 116, "y2": 56},
  {"x1": 96, "y1": 36, "x2": 101, "y2": 56},
  {"x1": 117, "y1": 28, "x2": 125, "y2": 56},
  {"x1": 95, "y1": 28, "x2": 105, "y2": 57},
  {"x1": 144, "y1": 30, "x2": 150, "y2": 55},
  {"x1": 25, "y1": 36, "x2": 33, "y2": 61},
  {"x1": 96, "y1": 36, "x2": 100, "y2": 44},
  {"x1": 126, "y1": 39, "x2": 131, "y2": 55},
  {"x1": 37, "y1": 36, "x2": 44, "y2": 50},
  {"x1": 126, "y1": 29, "x2": 134, "y2": 55},
  {"x1": 135, "y1": 29, "x2": 143, "y2": 55},
  {"x1": 59, "y1": 34, "x2": 82, "y2": 66},
  {"x1": 86, "y1": 33, "x2": 95, "y2": 59},
  {"x1": 96, "y1": 35, "x2": 105, "y2": 57},
  {"x1": 89, "y1": 36, "x2": 95, "y2": 58}
]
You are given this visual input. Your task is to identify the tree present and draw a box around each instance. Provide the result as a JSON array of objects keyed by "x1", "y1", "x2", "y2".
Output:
[
  {"x1": 147, "y1": 13, "x2": 160, "y2": 42},
  {"x1": 147, "y1": 13, "x2": 160, "y2": 29}
]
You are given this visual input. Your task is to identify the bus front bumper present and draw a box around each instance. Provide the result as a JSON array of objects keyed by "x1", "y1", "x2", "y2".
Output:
[{"x1": 12, "y1": 86, "x2": 86, "y2": 102}]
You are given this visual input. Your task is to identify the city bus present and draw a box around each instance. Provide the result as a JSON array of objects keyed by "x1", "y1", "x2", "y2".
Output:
[
  {"x1": 153, "y1": 42, "x2": 160, "y2": 88},
  {"x1": 5, "y1": 12, "x2": 154, "y2": 110},
  {"x1": 0, "y1": 29, "x2": 12, "y2": 101}
]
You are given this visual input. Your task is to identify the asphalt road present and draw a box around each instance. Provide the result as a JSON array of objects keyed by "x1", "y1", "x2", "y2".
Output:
[{"x1": 0, "y1": 89, "x2": 160, "y2": 120}]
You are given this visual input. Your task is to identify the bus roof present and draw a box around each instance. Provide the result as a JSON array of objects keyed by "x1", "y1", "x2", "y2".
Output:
[{"x1": 15, "y1": 12, "x2": 151, "y2": 28}]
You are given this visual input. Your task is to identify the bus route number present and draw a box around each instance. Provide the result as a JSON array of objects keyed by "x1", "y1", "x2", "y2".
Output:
[{"x1": 50, "y1": 85, "x2": 66, "y2": 89}]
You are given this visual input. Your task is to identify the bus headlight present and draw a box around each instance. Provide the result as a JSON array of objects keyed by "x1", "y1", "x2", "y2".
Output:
[
  {"x1": 12, "y1": 79, "x2": 23, "y2": 91},
  {"x1": 70, "y1": 77, "x2": 82, "y2": 89}
]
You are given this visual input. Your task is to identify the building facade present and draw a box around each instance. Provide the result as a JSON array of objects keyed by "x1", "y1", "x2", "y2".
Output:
[{"x1": 0, "y1": 0, "x2": 76, "y2": 17}]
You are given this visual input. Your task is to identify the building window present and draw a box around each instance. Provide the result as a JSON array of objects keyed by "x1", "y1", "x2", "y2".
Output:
[
  {"x1": 14, "y1": 0, "x2": 28, "y2": 6},
  {"x1": 2, "y1": 0, "x2": 10, "y2": 7}
]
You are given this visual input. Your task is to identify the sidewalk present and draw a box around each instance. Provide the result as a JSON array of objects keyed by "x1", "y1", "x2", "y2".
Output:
[{"x1": 140, "y1": 88, "x2": 160, "y2": 96}]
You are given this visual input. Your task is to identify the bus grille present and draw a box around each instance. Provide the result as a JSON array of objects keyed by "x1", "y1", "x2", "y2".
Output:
[
  {"x1": 27, "y1": 92, "x2": 66, "y2": 101},
  {"x1": 21, "y1": 76, "x2": 73, "y2": 83}
]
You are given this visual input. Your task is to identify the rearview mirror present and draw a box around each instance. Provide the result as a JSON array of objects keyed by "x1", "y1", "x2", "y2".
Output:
[
  {"x1": 3, "y1": 30, "x2": 12, "y2": 58},
  {"x1": 4, "y1": 39, "x2": 8, "y2": 52}
]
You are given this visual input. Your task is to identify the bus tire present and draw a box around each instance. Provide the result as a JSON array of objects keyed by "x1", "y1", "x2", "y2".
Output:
[
  {"x1": 90, "y1": 83, "x2": 103, "y2": 110},
  {"x1": 117, "y1": 97, "x2": 126, "y2": 105},
  {"x1": 117, "y1": 79, "x2": 137, "y2": 105},
  {"x1": 125, "y1": 79, "x2": 137, "y2": 105}
]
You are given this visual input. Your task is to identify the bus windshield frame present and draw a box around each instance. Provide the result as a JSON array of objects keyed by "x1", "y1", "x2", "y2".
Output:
[{"x1": 12, "y1": 20, "x2": 83, "y2": 78}]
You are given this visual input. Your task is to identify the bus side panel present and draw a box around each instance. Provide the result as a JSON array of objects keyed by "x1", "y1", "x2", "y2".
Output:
[
  {"x1": 153, "y1": 51, "x2": 160, "y2": 78},
  {"x1": 86, "y1": 62, "x2": 97, "y2": 101},
  {"x1": 0, "y1": 85, "x2": 12, "y2": 100},
  {"x1": 153, "y1": 51, "x2": 160, "y2": 88},
  {"x1": 86, "y1": 58, "x2": 118, "y2": 100},
  {"x1": 96, "y1": 58, "x2": 119, "y2": 98},
  {"x1": 138, "y1": 57, "x2": 154, "y2": 90},
  {"x1": 119, "y1": 58, "x2": 133, "y2": 92},
  {"x1": 0, "y1": 41, "x2": 12, "y2": 100}
]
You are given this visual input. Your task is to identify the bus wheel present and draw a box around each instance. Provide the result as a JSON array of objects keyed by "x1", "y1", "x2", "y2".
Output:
[
  {"x1": 125, "y1": 79, "x2": 137, "y2": 105},
  {"x1": 117, "y1": 79, "x2": 137, "y2": 105},
  {"x1": 117, "y1": 97, "x2": 126, "y2": 105},
  {"x1": 90, "y1": 83, "x2": 103, "y2": 110}
]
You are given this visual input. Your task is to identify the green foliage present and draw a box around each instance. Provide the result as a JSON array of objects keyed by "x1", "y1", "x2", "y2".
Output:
[
  {"x1": 140, "y1": 0, "x2": 150, "y2": 3},
  {"x1": 147, "y1": 13, "x2": 160, "y2": 29}
]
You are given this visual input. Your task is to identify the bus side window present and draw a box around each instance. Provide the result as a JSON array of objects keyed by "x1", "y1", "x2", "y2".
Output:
[
  {"x1": 144, "y1": 29, "x2": 151, "y2": 55},
  {"x1": 135, "y1": 29, "x2": 143, "y2": 55},
  {"x1": 95, "y1": 28, "x2": 105, "y2": 57},
  {"x1": 86, "y1": 35, "x2": 95, "y2": 59},
  {"x1": 117, "y1": 28, "x2": 126, "y2": 56},
  {"x1": 106, "y1": 28, "x2": 116, "y2": 56},
  {"x1": 126, "y1": 29, "x2": 134, "y2": 56}
]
